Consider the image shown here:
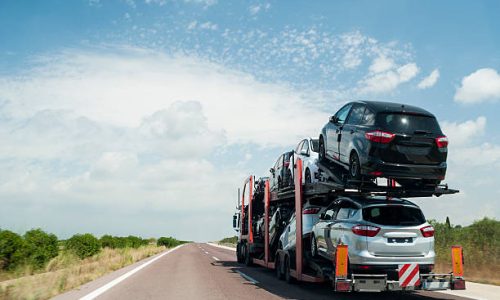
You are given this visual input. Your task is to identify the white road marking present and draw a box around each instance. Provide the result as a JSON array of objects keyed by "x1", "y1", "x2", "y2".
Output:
[
  {"x1": 236, "y1": 270, "x2": 259, "y2": 284},
  {"x1": 204, "y1": 251, "x2": 209, "y2": 254},
  {"x1": 212, "y1": 256, "x2": 220, "y2": 261},
  {"x1": 207, "y1": 242, "x2": 236, "y2": 252},
  {"x1": 79, "y1": 244, "x2": 184, "y2": 300}
]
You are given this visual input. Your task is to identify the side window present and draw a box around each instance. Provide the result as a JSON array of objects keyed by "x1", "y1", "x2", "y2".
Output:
[
  {"x1": 275, "y1": 155, "x2": 282, "y2": 169},
  {"x1": 361, "y1": 108, "x2": 376, "y2": 126},
  {"x1": 346, "y1": 105, "x2": 365, "y2": 125},
  {"x1": 334, "y1": 201, "x2": 359, "y2": 220},
  {"x1": 295, "y1": 141, "x2": 304, "y2": 153},
  {"x1": 301, "y1": 140, "x2": 309, "y2": 154},
  {"x1": 334, "y1": 104, "x2": 353, "y2": 125}
]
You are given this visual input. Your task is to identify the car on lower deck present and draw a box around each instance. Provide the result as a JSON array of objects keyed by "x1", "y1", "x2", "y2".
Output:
[
  {"x1": 310, "y1": 196, "x2": 435, "y2": 277},
  {"x1": 319, "y1": 101, "x2": 448, "y2": 188},
  {"x1": 278, "y1": 205, "x2": 323, "y2": 253}
]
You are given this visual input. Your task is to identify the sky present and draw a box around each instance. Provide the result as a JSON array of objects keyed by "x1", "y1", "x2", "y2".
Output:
[{"x1": 1, "y1": 0, "x2": 499, "y2": 242}]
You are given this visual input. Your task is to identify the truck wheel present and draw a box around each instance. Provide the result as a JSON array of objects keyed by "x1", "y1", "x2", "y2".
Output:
[
  {"x1": 237, "y1": 243, "x2": 244, "y2": 263},
  {"x1": 275, "y1": 254, "x2": 283, "y2": 280},
  {"x1": 284, "y1": 255, "x2": 294, "y2": 284},
  {"x1": 244, "y1": 244, "x2": 253, "y2": 266}
]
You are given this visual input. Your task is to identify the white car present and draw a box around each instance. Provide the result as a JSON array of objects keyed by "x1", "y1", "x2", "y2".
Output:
[{"x1": 288, "y1": 138, "x2": 320, "y2": 185}]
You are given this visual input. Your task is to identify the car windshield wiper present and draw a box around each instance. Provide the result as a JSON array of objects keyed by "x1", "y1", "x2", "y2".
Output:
[{"x1": 414, "y1": 130, "x2": 431, "y2": 134}]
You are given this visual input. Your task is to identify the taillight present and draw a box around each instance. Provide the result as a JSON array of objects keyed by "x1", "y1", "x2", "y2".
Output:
[
  {"x1": 420, "y1": 225, "x2": 435, "y2": 237},
  {"x1": 352, "y1": 225, "x2": 380, "y2": 237},
  {"x1": 303, "y1": 208, "x2": 320, "y2": 214},
  {"x1": 365, "y1": 131, "x2": 395, "y2": 144},
  {"x1": 436, "y1": 136, "x2": 448, "y2": 148}
]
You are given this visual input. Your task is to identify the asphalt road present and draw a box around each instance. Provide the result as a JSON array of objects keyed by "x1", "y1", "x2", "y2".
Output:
[{"x1": 57, "y1": 243, "x2": 475, "y2": 300}]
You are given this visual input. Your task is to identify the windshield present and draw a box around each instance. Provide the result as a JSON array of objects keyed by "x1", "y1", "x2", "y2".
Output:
[
  {"x1": 376, "y1": 113, "x2": 442, "y2": 135},
  {"x1": 362, "y1": 205, "x2": 426, "y2": 226}
]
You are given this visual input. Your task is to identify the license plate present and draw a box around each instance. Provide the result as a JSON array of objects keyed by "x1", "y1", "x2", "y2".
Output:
[
  {"x1": 388, "y1": 237, "x2": 413, "y2": 243},
  {"x1": 396, "y1": 146, "x2": 430, "y2": 155}
]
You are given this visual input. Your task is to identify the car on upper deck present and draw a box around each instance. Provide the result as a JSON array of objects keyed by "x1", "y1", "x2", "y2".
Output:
[{"x1": 319, "y1": 101, "x2": 448, "y2": 188}]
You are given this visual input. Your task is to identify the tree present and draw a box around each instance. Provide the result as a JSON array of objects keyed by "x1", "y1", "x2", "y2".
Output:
[
  {"x1": 65, "y1": 234, "x2": 101, "y2": 259},
  {"x1": 24, "y1": 228, "x2": 59, "y2": 269},
  {"x1": 0, "y1": 230, "x2": 27, "y2": 270}
]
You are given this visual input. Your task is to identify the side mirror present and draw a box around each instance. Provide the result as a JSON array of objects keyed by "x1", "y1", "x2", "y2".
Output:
[
  {"x1": 329, "y1": 115, "x2": 338, "y2": 123},
  {"x1": 320, "y1": 213, "x2": 326, "y2": 220},
  {"x1": 232, "y1": 214, "x2": 238, "y2": 228}
]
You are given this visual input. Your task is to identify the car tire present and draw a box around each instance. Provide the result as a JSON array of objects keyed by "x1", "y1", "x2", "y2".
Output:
[
  {"x1": 275, "y1": 253, "x2": 283, "y2": 280},
  {"x1": 305, "y1": 168, "x2": 312, "y2": 184},
  {"x1": 287, "y1": 169, "x2": 293, "y2": 187},
  {"x1": 319, "y1": 137, "x2": 326, "y2": 162},
  {"x1": 284, "y1": 255, "x2": 294, "y2": 284},
  {"x1": 349, "y1": 152, "x2": 361, "y2": 180},
  {"x1": 310, "y1": 234, "x2": 318, "y2": 258}
]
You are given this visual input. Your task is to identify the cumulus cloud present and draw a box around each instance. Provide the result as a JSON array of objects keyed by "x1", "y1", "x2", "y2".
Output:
[
  {"x1": 358, "y1": 62, "x2": 419, "y2": 94},
  {"x1": 369, "y1": 56, "x2": 395, "y2": 73},
  {"x1": 0, "y1": 48, "x2": 332, "y2": 240},
  {"x1": 441, "y1": 116, "x2": 486, "y2": 147},
  {"x1": 454, "y1": 68, "x2": 500, "y2": 103},
  {"x1": 417, "y1": 69, "x2": 440, "y2": 89},
  {"x1": 249, "y1": 3, "x2": 270, "y2": 16}
]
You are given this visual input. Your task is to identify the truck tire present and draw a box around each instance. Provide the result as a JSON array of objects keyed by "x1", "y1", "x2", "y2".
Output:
[
  {"x1": 244, "y1": 243, "x2": 253, "y2": 266},
  {"x1": 236, "y1": 243, "x2": 244, "y2": 263}
]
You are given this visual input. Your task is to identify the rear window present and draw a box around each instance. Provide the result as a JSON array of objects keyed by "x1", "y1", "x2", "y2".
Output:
[
  {"x1": 362, "y1": 206, "x2": 426, "y2": 226},
  {"x1": 376, "y1": 113, "x2": 442, "y2": 135}
]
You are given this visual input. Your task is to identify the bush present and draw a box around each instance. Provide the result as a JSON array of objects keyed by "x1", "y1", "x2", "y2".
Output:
[
  {"x1": 24, "y1": 229, "x2": 59, "y2": 269},
  {"x1": 157, "y1": 237, "x2": 183, "y2": 248},
  {"x1": 65, "y1": 234, "x2": 101, "y2": 259},
  {"x1": 100, "y1": 235, "x2": 117, "y2": 249},
  {"x1": 0, "y1": 230, "x2": 27, "y2": 270},
  {"x1": 219, "y1": 236, "x2": 238, "y2": 244}
]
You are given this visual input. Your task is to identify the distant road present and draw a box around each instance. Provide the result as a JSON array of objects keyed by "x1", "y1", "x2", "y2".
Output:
[{"x1": 57, "y1": 243, "x2": 476, "y2": 300}]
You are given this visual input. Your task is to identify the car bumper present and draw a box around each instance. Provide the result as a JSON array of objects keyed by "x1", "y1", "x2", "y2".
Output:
[
  {"x1": 362, "y1": 159, "x2": 447, "y2": 180},
  {"x1": 349, "y1": 249, "x2": 435, "y2": 266}
]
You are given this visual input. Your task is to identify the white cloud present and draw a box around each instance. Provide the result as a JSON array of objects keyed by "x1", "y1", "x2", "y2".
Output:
[
  {"x1": 358, "y1": 62, "x2": 419, "y2": 94},
  {"x1": 417, "y1": 69, "x2": 439, "y2": 89},
  {"x1": 199, "y1": 21, "x2": 218, "y2": 30},
  {"x1": 249, "y1": 3, "x2": 270, "y2": 16},
  {"x1": 0, "y1": 48, "x2": 332, "y2": 240},
  {"x1": 369, "y1": 56, "x2": 395, "y2": 73},
  {"x1": 441, "y1": 116, "x2": 486, "y2": 147},
  {"x1": 454, "y1": 68, "x2": 500, "y2": 104}
]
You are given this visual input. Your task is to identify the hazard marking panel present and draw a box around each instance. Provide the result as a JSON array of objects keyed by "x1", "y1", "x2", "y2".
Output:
[{"x1": 399, "y1": 264, "x2": 420, "y2": 287}]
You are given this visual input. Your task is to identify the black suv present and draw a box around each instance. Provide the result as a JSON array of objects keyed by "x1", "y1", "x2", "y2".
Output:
[{"x1": 319, "y1": 101, "x2": 448, "y2": 187}]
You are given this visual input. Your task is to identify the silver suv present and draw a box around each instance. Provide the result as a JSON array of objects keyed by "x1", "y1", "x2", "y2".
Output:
[{"x1": 311, "y1": 196, "x2": 435, "y2": 275}]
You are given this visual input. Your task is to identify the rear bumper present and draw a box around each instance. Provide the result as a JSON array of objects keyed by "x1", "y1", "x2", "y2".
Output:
[
  {"x1": 351, "y1": 264, "x2": 434, "y2": 280},
  {"x1": 362, "y1": 158, "x2": 447, "y2": 180},
  {"x1": 349, "y1": 249, "x2": 435, "y2": 266}
]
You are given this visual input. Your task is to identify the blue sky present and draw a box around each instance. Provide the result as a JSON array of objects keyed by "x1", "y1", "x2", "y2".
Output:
[{"x1": 1, "y1": 0, "x2": 499, "y2": 241}]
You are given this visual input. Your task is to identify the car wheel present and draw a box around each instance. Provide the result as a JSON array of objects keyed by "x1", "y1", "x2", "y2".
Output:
[
  {"x1": 236, "y1": 243, "x2": 243, "y2": 263},
  {"x1": 305, "y1": 168, "x2": 312, "y2": 184},
  {"x1": 287, "y1": 169, "x2": 293, "y2": 187},
  {"x1": 285, "y1": 255, "x2": 294, "y2": 284},
  {"x1": 319, "y1": 137, "x2": 326, "y2": 162},
  {"x1": 311, "y1": 234, "x2": 318, "y2": 258},
  {"x1": 349, "y1": 152, "x2": 361, "y2": 180},
  {"x1": 275, "y1": 253, "x2": 283, "y2": 280}
]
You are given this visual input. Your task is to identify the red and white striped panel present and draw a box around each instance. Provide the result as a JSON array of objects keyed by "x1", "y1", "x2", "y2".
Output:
[{"x1": 398, "y1": 264, "x2": 420, "y2": 287}]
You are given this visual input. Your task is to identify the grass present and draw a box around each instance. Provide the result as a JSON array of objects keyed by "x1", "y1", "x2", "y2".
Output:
[
  {"x1": 217, "y1": 236, "x2": 237, "y2": 248},
  {"x1": 0, "y1": 245, "x2": 165, "y2": 300}
]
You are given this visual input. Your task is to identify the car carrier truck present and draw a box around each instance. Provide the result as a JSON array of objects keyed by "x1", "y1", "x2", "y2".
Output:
[{"x1": 232, "y1": 158, "x2": 466, "y2": 293}]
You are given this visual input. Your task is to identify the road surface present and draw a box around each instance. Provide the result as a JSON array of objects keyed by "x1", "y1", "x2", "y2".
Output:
[{"x1": 57, "y1": 243, "x2": 474, "y2": 300}]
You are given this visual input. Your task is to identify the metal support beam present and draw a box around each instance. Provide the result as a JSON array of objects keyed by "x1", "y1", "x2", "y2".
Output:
[{"x1": 295, "y1": 158, "x2": 303, "y2": 281}]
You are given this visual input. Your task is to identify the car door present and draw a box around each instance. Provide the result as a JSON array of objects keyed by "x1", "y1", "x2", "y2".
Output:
[
  {"x1": 316, "y1": 205, "x2": 338, "y2": 257},
  {"x1": 339, "y1": 104, "x2": 365, "y2": 164},
  {"x1": 286, "y1": 214, "x2": 296, "y2": 250},
  {"x1": 326, "y1": 104, "x2": 352, "y2": 160}
]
